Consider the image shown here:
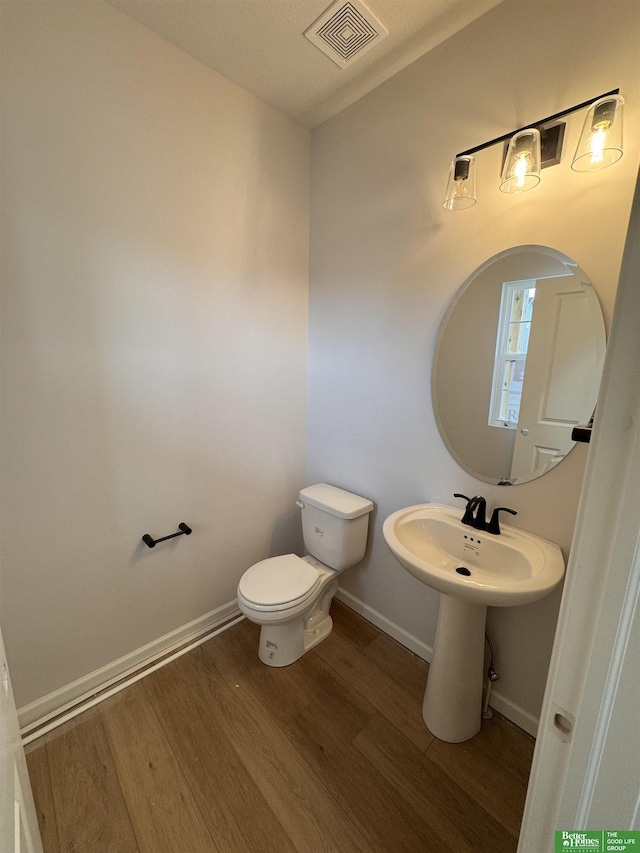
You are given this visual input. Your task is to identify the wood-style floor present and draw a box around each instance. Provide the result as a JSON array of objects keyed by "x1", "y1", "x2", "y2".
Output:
[{"x1": 26, "y1": 601, "x2": 534, "y2": 853}]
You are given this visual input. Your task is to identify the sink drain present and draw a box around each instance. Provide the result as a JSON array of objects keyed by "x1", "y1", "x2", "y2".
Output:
[{"x1": 456, "y1": 567, "x2": 472, "y2": 576}]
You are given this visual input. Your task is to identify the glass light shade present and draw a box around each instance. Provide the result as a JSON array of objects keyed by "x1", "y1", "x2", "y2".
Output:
[
  {"x1": 443, "y1": 156, "x2": 476, "y2": 210},
  {"x1": 500, "y1": 128, "x2": 541, "y2": 194},
  {"x1": 571, "y1": 95, "x2": 624, "y2": 172}
]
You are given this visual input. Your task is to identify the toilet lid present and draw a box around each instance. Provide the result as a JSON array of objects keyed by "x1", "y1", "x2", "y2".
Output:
[{"x1": 239, "y1": 554, "x2": 321, "y2": 607}]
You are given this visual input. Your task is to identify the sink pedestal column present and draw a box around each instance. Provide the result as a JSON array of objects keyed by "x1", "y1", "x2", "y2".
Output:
[{"x1": 423, "y1": 595, "x2": 487, "y2": 743}]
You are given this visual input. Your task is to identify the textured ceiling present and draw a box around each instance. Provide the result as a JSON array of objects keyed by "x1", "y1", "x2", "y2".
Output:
[{"x1": 107, "y1": 0, "x2": 504, "y2": 128}]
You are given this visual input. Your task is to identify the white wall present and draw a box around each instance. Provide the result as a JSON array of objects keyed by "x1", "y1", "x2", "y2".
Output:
[
  {"x1": 308, "y1": 1, "x2": 640, "y2": 730},
  {"x1": 2, "y1": 0, "x2": 639, "y2": 734},
  {"x1": 0, "y1": 1, "x2": 309, "y2": 709}
]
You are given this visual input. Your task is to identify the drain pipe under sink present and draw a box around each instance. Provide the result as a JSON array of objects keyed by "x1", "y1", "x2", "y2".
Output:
[{"x1": 482, "y1": 634, "x2": 501, "y2": 719}]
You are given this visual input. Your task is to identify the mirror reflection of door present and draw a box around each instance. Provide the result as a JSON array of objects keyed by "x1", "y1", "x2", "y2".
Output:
[
  {"x1": 510, "y1": 271, "x2": 605, "y2": 482},
  {"x1": 432, "y1": 246, "x2": 607, "y2": 486}
]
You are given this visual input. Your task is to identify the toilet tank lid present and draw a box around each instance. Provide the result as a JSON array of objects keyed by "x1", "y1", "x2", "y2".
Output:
[{"x1": 299, "y1": 483, "x2": 374, "y2": 519}]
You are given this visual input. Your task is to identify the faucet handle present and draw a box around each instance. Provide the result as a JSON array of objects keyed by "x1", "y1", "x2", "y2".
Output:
[
  {"x1": 454, "y1": 493, "x2": 484, "y2": 528},
  {"x1": 487, "y1": 506, "x2": 517, "y2": 535}
]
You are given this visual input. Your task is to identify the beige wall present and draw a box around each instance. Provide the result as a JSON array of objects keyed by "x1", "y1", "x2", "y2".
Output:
[
  {"x1": 308, "y1": 1, "x2": 640, "y2": 729},
  {"x1": 0, "y1": 2, "x2": 309, "y2": 708},
  {"x1": 2, "y1": 0, "x2": 639, "y2": 733}
]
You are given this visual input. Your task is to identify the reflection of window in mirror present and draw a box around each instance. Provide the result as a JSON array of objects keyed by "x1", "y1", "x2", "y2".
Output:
[{"x1": 489, "y1": 281, "x2": 536, "y2": 428}]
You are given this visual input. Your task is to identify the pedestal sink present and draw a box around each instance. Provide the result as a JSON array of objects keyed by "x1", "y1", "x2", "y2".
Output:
[{"x1": 383, "y1": 503, "x2": 565, "y2": 742}]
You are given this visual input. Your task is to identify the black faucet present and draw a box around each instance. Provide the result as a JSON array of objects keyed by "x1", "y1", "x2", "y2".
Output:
[
  {"x1": 454, "y1": 493, "x2": 487, "y2": 531},
  {"x1": 454, "y1": 494, "x2": 517, "y2": 535},
  {"x1": 487, "y1": 506, "x2": 517, "y2": 535}
]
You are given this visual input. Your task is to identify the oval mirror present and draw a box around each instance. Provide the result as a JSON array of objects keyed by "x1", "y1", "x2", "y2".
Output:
[{"x1": 432, "y1": 245, "x2": 606, "y2": 485}]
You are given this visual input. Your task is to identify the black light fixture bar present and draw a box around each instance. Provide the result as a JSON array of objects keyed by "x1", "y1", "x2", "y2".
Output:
[{"x1": 455, "y1": 89, "x2": 620, "y2": 158}]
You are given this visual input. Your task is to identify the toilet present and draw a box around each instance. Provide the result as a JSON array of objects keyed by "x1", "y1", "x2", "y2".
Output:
[{"x1": 237, "y1": 483, "x2": 374, "y2": 667}]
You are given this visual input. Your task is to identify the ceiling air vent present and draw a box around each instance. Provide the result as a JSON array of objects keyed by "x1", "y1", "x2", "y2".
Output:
[{"x1": 304, "y1": 0, "x2": 388, "y2": 69}]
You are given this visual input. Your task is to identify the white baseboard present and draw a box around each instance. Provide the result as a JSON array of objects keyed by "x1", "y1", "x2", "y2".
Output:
[
  {"x1": 335, "y1": 587, "x2": 434, "y2": 661},
  {"x1": 485, "y1": 690, "x2": 539, "y2": 738},
  {"x1": 19, "y1": 599, "x2": 241, "y2": 736},
  {"x1": 20, "y1": 589, "x2": 540, "y2": 742},
  {"x1": 336, "y1": 586, "x2": 539, "y2": 738}
]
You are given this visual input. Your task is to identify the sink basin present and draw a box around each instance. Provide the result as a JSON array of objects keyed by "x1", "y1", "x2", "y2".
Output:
[
  {"x1": 383, "y1": 503, "x2": 564, "y2": 607},
  {"x1": 383, "y1": 502, "x2": 565, "y2": 743}
]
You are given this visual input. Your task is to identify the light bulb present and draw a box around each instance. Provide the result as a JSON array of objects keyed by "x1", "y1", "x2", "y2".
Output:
[
  {"x1": 587, "y1": 123, "x2": 610, "y2": 167},
  {"x1": 500, "y1": 129, "x2": 541, "y2": 194},
  {"x1": 572, "y1": 95, "x2": 624, "y2": 173},
  {"x1": 513, "y1": 153, "x2": 530, "y2": 188},
  {"x1": 453, "y1": 177, "x2": 468, "y2": 199},
  {"x1": 443, "y1": 156, "x2": 476, "y2": 210}
]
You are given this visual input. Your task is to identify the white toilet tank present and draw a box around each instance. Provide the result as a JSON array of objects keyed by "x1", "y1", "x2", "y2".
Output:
[{"x1": 298, "y1": 483, "x2": 374, "y2": 571}]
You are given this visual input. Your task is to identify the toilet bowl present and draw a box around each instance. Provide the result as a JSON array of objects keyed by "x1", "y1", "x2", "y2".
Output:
[
  {"x1": 237, "y1": 484, "x2": 373, "y2": 667},
  {"x1": 238, "y1": 554, "x2": 340, "y2": 666}
]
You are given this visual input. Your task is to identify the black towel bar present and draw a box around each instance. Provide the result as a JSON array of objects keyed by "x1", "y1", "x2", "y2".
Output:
[{"x1": 142, "y1": 522, "x2": 192, "y2": 549}]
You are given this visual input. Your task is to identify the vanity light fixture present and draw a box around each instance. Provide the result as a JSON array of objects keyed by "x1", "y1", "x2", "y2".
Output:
[
  {"x1": 572, "y1": 94, "x2": 625, "y2": 172},
  {"x1": 443, "y1": 155, "x2": 477, "y2": 210},
  {"x1": 499, "y1": 128, "x2": 541, "y2": 194},
  {"x1": 443, "y1": 89, "x2": 623, "y2": 210}
]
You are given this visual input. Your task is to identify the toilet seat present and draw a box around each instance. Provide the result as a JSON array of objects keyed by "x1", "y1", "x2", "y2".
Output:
[{"x1": 238, "y1": 554, "x2": 322, "y2": 612}]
